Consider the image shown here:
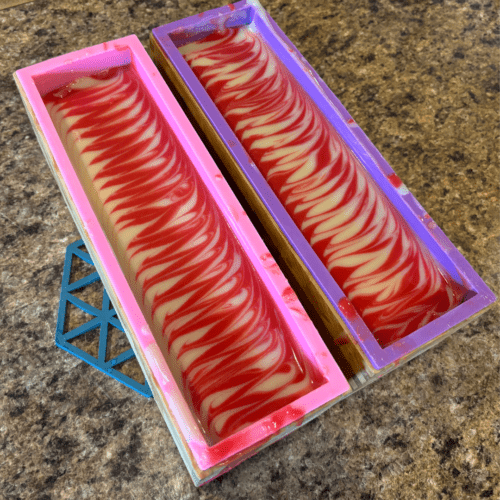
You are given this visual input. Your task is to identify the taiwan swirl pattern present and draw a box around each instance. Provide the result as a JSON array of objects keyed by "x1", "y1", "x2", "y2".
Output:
[
  {"x1": 43, "y1": 64, "x2": 321, "y2": 444},
  {"x1": 180, "y1": 27, "x2": 468, "y2": 348}
]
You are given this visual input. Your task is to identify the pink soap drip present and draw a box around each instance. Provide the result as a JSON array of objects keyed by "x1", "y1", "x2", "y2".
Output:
[
  {"x1": 43, "y1": 64, "x2": 322, "y2": 444},
  {"x1": 180, "y1": 28, "x2": 468, "y2": 348}
]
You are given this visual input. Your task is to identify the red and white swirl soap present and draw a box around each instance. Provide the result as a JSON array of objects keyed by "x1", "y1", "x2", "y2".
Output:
[
  {"x1": 43, "y1": 64, "x2": 323, "y2": 444},
  {"x1": 179, "y1": 27, "x2": 468, "y2": 348}
]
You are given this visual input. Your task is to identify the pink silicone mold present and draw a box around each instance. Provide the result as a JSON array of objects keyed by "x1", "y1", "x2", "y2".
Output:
[{"x1": 15, "y1": 35, "x2": 350, "y2": 485}]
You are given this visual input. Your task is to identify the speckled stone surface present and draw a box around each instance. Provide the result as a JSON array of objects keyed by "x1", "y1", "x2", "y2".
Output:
[{"x1": 1, "y1": 0, "x2": 498, "y2": 498}]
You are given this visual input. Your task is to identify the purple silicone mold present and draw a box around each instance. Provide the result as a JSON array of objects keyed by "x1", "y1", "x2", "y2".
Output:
[{"x1": 152, "y1": 0, "x2": 495, "y2": 370}]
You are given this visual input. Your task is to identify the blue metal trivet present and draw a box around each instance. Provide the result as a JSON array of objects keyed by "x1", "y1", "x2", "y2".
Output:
[{"x1": 56, "y1": 239, "x2": 153, "y2": 397}]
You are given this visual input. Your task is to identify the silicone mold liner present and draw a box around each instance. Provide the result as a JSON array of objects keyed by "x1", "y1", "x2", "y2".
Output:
[
  {"x1": 14, "y1": 35, "x2": 350, "y2": 486},
  {"x1": 150, "y1": 0, "x2": 496, "y2": 372}
]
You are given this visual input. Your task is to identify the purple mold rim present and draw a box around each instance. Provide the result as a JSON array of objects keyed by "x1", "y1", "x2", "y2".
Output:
[{"x1": 151, "y1": 0, "x2": 496, "y2": 370}]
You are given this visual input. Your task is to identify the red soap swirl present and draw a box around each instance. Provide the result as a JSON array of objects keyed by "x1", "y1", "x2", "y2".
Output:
[
  {"x1": 180, "y1": 28, "x2": 468, "y2": 348},
  {"x1": 44, "y1": 64, "x2": 321, "y2": 444}
]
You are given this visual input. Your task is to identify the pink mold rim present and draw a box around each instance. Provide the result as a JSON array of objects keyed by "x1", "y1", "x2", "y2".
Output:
[
  {"x1": 15, "y1": 35, "x2": 350, "y2": 477},
  {"x1": 151, "y1": 0, "x2": 496, "y2": 370}
]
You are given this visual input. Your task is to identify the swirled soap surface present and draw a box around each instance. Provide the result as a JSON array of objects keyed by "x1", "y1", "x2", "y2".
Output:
[
  {"x1": 179, "y1": 27, "x2": 467, "y2": 348},
  {"x1": 43, "y1": 64, "x2": 321, "y2": 444}
]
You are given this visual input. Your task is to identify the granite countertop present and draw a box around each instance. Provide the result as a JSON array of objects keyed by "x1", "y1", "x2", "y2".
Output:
[{"x1": 1, "y1": 0, "x2": 498, "y2": 498}]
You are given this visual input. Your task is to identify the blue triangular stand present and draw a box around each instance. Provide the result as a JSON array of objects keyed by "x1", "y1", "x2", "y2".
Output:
[{"x1": 55, "y1": 239, "x2": 153, "y2": 398}]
